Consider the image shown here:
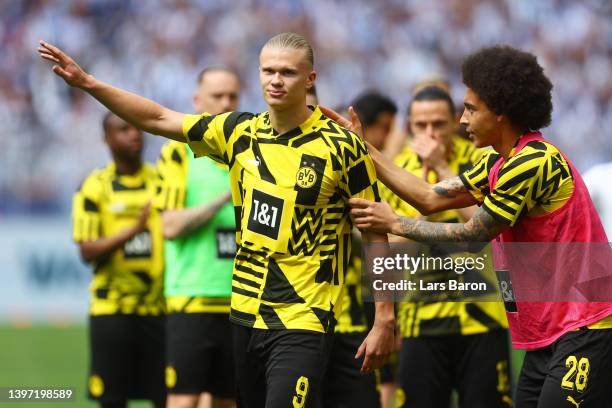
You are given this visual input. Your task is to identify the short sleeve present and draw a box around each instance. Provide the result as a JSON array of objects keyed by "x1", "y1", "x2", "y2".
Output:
[
  {"x1": 154, "y1": 141, "x2": 189, "y2": 211},
  {"x1": 183, "y1": 111, "x2": 254, "y2": 164},
  {"x1": 481, "y1": 150, "x2": 548, "y2": 226},
  {"x1": 339, "y1": 133, "x2": 380, "y2": 202},
  {"x1": 468, "y1": 146, "x2": 486, "y2": 166},
  {"x1": 72, "y1": 173, "x2": 103, "y2": 242},
  {"x1": 459, "y1": 150, "x2": 499, "y2": 203}
]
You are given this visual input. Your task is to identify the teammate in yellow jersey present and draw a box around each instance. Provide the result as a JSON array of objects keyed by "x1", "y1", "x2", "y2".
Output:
[
  {"x1": 72, "y1": 112, "x2": 165, "y2": 408},
  {"x1": 39, "y1": 32, "x2": 395, "y2": 408},
  {"x1": 157, "y1": 67, "x2": 241, "y2": 408},
  {"x1": 321, "y1": 91, "x2": 398, "y2": 408},
  {"x1": 383, "y1": 86, "x2": 511, "y2": 408}
]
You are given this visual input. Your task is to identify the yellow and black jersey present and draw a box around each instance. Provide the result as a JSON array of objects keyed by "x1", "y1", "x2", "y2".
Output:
[
  {"x1": 155, "y1": 141, "x2": 189, "y2": 211},
  {"x1": 154, "y1": 141, "x2": 234, "y2": 313},
  {"x1": 183, "y1": 106, "x2": 380, "y2": 333},
  {"x1": 383, "y1": 136, "x2": 508, "y2": 337},
  {"x1": 335, "y1": 243, "x2": 370, "y2": 334},
  {"x1": 460, "y1": 139, "x2": 574, "y2": 226},
  {"x1": 72, "y1": 162, "x2": 164, "y2": 316}
]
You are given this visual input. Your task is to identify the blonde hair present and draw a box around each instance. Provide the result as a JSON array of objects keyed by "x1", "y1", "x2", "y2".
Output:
[{"x1": 263, "y1": 32, "x2": 314, "y2": 68}]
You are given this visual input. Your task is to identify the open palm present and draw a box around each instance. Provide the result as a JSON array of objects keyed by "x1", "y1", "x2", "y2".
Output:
[{"x1": 37, "y1": 40, "x2": 91, "y2": 88}]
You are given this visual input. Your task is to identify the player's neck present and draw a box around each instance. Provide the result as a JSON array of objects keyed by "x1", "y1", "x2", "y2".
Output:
[
  {"x1": 494, "y1": 124, "x2": 524, "y2": 159},
  {"x1": 268, "y1": 103, "x2": 312, "y2": 135},
  {"x1": 113, "y1": 159, "x2": 142, "y2": 175}
]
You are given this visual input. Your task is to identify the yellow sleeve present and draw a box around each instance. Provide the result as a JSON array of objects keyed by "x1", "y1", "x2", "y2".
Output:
[
  {"x1": 182, "y1": 111, "x2": 255, "y2": 163},
  {"x1": 481, "y1": 150, "x2": 547, "y2": 226},
  {"x1": 72, "y1": 172, "x2": 103, "y2": 242},
  {"x1": 483, "y1": 148, "x2": 573, "y2": 226},
  {"x1": 154, "y1": 141, "x2": 188, "y2": 211},
  {"x1": 339, "y1": 133, "x2": 380, "y2": 202},
  {"x1": 459, "y1": 150, "x2": 499, "y2": 203},
  {"x1": 468, "y1": 145, "x2": 486, "y2": 166}
]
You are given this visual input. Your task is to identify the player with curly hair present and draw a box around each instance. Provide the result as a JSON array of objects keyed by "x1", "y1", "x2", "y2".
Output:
[{"x1": 328, "y1": 45, "x2": 612, "y2": 408}]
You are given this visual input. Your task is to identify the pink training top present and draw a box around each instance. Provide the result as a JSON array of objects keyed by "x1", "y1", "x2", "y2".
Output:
[{"x1": 489, "y1": 132, "x2": 612, "y2": 350}]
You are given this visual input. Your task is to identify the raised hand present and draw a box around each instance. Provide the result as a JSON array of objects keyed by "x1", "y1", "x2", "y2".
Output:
[
  {"x1": 36, "y1": 40, "x2": 185, "y2": 141},
  {"x1": 412, "y1": 133, "x2": 447, "y2": 169},
  {"x1": 37, "y1": 40, "x2": 93, "y2": 88},
  {"x1": 321, "y1": 106, "x2": 363, "y2": 139}
]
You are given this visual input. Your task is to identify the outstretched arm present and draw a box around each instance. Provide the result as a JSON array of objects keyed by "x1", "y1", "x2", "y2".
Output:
[
  {"x1": 321, "y1": 106, "x2": 478, "y2": 214},
  {"x1": 37, "y1": 40, "x2": 184, "y2": 141},
  {"x1": 351, "y1": 199, "x2": 507, "y2": 242},
  {"x1": 369, "y1": 144, "x2": 477, "y2": 215}
]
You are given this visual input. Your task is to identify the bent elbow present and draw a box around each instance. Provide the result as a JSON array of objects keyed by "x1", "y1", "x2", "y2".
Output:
[
  {"x1": 162, "y1": 224, "x2": 180, "y2": 240},
  {"x1": 79, "y1": 249, "x2": 96, "y2": 264},
  {"x1": 163, "y1": 230, "x2": 179, "y2": 240},
  {"x1": 418, "y1": 206, "x2": 435, "y2": 216},
  {"x1": 418, "y1": 190, "x2": 450, "y2": 216},
  {"x1": 417, "y1": 201, "x2": 438, "y2": 216},
  {"x1": 161, "y1": 217, "x2": 182, "y2": 240}
]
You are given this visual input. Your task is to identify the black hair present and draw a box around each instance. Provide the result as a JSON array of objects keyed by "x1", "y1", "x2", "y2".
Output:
[
  {"x1": 351, "y1": 91, "x2": 397, "y2": 128},
  {"x1": 409, "y1": 86, "x2": 455, "y2": 117},
  {"x1": 462, "y1": 45, "x2": 553, "y2": 132},
  {"x1": 101, "y1": 111, "x2": 116, "y2": 134}
]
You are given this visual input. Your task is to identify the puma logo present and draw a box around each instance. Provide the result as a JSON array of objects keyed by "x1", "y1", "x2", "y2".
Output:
[{"x1": 567, "y1": 396, "x2": 583, "y2": 407}]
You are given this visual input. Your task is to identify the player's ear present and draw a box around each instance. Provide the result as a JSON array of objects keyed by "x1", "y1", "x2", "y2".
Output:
[{"x1": 306, "y1": 70, "x2": 317, "y2": 88}]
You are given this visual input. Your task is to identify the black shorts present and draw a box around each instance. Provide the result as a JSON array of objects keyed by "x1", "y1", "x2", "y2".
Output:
[
  {"x1": 88, "y1": 314, "x2": 165, "y2": 404},
  {"x1": 232, "y1": 324, "x2": 333, "y2": 408},
  {"x1": 321, "y1": 331, "x2": 380, "y2": 408},
  {"x1": 166, "y1": 312, "x2": 235, "y2": 398},
  {"x1": 379, "y1": 354, "x2": 398, "y2": 385},
  {"x1": 516, "y1": 328, "x2": 612, "y2": 408},
  {"x1": 397, "y1": 329, "x2": 512, "y2": 408}
]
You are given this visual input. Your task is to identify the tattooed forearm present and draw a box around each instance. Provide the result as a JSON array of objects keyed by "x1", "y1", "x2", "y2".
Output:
[
  {"x1": 396, "y1": 206, "x2": 506, "y2": 242},
  {"x1": 432, "y1": 176, "x2": 466, "y2": 199}
]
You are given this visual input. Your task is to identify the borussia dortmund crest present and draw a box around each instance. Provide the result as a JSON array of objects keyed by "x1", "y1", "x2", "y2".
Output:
[{"x1": 296, "y1": 164, "x2": 317, "y2": 188}]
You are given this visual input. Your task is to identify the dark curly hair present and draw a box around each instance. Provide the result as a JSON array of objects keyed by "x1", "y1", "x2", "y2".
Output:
[{"x1": 462, "y1": 45, "x2": 553, "y2": 132}]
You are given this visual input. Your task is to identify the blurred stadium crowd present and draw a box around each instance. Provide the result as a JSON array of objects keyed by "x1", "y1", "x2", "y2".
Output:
[{"x1": 1, "y1": 0, "x2": 610, "y2": 214}]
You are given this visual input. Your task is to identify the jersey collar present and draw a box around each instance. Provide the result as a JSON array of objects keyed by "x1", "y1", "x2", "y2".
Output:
[
  {"x1": 508, "y1": 131, "x2": 543, "y2": 158},
  {"x1": 268, "y1": 105, "x2": 323, "y2": 140},
  {"x1": 109, "y1": 162, "x2": 144, "y2": 179}
]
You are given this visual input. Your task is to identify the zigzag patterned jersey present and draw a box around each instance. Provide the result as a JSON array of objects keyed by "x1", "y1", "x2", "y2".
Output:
[
  {"x1": 182, "y1": 106, "x2": 380, "y2": 332},
  {"x1": 460, "y1": 138, "x2": 574, "y2": 226}
]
